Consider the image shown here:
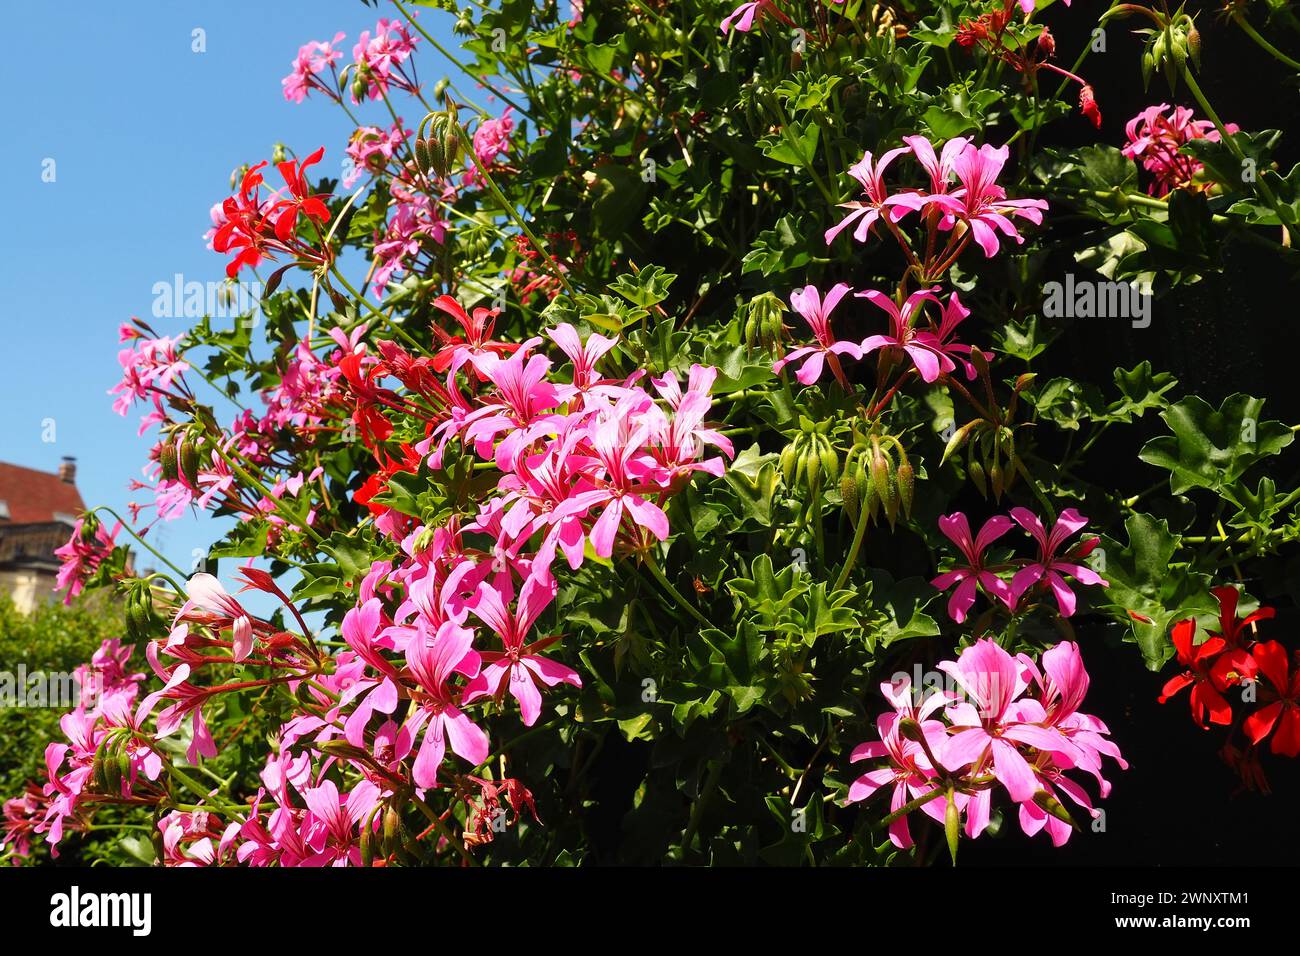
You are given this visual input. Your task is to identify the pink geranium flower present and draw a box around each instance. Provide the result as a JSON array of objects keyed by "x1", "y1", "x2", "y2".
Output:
[
  {"x1": 825, "y1": 147, "x2": 915, "y2": 245},
  {"x1": 720, "y1": 1, "x2": 792, "y2": 34},
  {"x1": 857, "y1": 287, "x2": 968, "y2": 384},
  {"x1": 938, "y1": 639, "x2": 1072, "y2": 805},
  {"x1": 403, "y1": 620, "x2": 490, "y2": 787},
  {"x1": 846, "y1": 711, "x2": 944, "y2": 849},
  {"x1": 772, "y1": 283, "x2": 861, "y2": 388},
  {"x1": 282, "y1": 32, "x2": 345, "y2": 103},
  {"x1": 931, "y1": 512, "x2": 1016, "y2": 623},
  {"x1": 1122, "y1": 104, "x2": 1237, "y2": 197},
  {"x1": 464, "y1": 571, "x2": 582, "y2": 726},
  {"x1": 1008, "y1": 507, "x2": 1108, "y2": 617},
  {"x1": 933, "y1": 143, "x2": 1049, "y2": 257},
  {"x1": 175, "y1": 573, "x2": 256, "y2": 662}
]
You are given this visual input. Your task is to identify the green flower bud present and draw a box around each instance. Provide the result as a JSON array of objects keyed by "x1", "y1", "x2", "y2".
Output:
[
  {"x1": 840, "y1": 471, "x2": 860, "y2": 523},
  {"x1": 159, "y1": 441, "x2": 179, "y2": 482},
  {"x1": 945, "y1": 792, "x2": 961, "y2": 865},
  {"x1": 896, "y1": 460, "x2": 915, "y2": 519},
  {"x1": 179, "y1": 440, "x2": 201, "y2": 487}
]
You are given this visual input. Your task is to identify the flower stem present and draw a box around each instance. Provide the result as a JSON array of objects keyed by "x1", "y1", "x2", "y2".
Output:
[
  {"x1": 643, "y1": 551, "x2": 710, "y2": 627},
  {"x1": 1232, "y1": 12, "x2": 1300, "y2": 72}
]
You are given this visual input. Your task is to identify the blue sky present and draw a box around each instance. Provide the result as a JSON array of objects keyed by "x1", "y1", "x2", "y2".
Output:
[{"x1": 1, "y1": 1, "x2": 462, "y2": 581}]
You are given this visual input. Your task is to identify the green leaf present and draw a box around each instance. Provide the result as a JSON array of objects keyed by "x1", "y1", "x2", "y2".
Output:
[
  {"x1": 1138, "y1": 394, "x2": 1294, "y2": 495},
  {"x1": 1094, "y1": 513, "x2": 1217, "y2": 669}
]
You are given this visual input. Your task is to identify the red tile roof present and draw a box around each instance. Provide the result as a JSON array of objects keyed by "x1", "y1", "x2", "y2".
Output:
[{"x1": 0, "y1": 462, "x2": 85, "y2": 525}]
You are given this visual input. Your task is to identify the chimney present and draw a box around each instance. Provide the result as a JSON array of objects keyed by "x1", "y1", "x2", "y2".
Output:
[{"x1": 58, "y1": 456, "x2": 77, "y2": 484}]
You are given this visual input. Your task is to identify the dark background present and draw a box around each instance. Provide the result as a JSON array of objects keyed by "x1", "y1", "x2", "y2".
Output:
[{"x1": 969, "y1": 0, "x2": 1300, "y2": 865}]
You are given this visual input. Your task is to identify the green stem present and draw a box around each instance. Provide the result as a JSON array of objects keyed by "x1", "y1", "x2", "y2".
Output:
[
  {"x1": 833, "y1": 508, "x2": 869, "y2": 591},
  {"x1": 1182, "y1": 67, "x2": 1283, "y2": 214},
  {"x1": 88, "y1": 507, "x2": 188, "y2": 580},
  {"x1": 390, "y1": 0, "x2": 533, "y2": 119},
  {"x1": 1233, "y1": 12, "x2": 1300, "y2": 72},
  {"x1": 211, "y1": 445, "x2": 325, "y2": 545},
  {"x1": 643, "y1": 551, "x2": 710, "y2": 627}
]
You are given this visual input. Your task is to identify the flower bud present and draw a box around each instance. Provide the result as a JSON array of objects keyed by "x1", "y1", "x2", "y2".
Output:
[
  {"x1": 413, "y1": 137, "x2": 432, "y2": 176},
  {"x1": 382, "y1": 806, "x2": 403, "y2": 857},
  {"x1": 840, "y1": 471, "x2": 860, "y2": 523},
  {"x1": 318, "y1": 739, "x2": 369, "y2": 760},
  {"x1": 944, "y1": 792, "x2": 961, "y2": 865},
  {"x1": 896, "y1": 460, "x2": 915, "y2": 519},
  {"x1": 179, "y1": 440, "x2": 201, "y2": 487},
  {"x1": 1036, "y1": 26, "x2": 1055, "y2": 60},
  {"x1": 1033, "y1": 789, "x2": 1078, "y2": 829},
  {"x1": 870, "y1": 446, "x2": 891, "y2": 507},
  {"x1": 780, "y1": 443, "x2": 798, "y2": 486},
  {"x1": 745, "y1": 292, "x2": 787, "y2": 355},
  {"x1": 897, "y1": 718, "x2": 925, "y2": 743},
  {"x1": 159, "y1": 441, "x2": 179, "y2": 482},
  {"x1": 104, "y1": 743, "x2": 123, "y2": 795},
  {"x1": 819, "y1": 442, "x2": 840, "y2": 486}
]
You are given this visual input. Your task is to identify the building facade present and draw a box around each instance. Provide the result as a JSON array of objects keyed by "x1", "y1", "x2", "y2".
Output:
[{"x1": 0, "y1": 459, "x2": 84, "y2": 613}]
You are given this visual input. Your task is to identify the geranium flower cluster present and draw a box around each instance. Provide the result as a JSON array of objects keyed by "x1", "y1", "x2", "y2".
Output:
[
  {"x1": 1156, "y1": 586, "x2": 1299, "y2": 788},
  {"x1": 775, "y1": 135, "x2": 1045, "y2": 401},
  {"x1": 28, "y1": 297, "x2": 734, "y2": 864},
  {"x1": 53, "y1": 516, "x2": 120, "y2": 604},
  {"x1": 954, "y1": 1, "x2": 1098, "y2": 128},
  {"x1": 931, "y1": 508, "x2": 1109, "y2": 623},
  {"x1": 1122, "y1": 103, "x2": 1239, "y2": 197},
  {"x1": 847, "y1": 638, "x2": 1125, "y2": 850},
  {"x1": 1, "y1": 639, "x2": 149, "y2": 856},
  {"x1": 282, "y1": 19, "x2": 420, "y2": 105},
  {"x1": 211, "y1": 147, "x2": 334, "y2": 279}
]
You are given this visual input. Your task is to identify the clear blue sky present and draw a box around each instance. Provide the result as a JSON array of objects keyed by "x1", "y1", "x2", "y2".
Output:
[{"x1": 0, "y1": 1, "x2": 461, "y2": 582}]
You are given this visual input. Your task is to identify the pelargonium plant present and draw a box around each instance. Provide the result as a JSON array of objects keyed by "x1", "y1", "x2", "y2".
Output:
[{"x1": 8, "y1": 0, "x2": 1300, "y2": 867}]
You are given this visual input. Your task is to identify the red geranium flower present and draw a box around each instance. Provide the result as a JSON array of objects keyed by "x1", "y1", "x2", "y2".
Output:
[
  {"x1": 269, "y1": 146, "x2": 332, "y2": 242},
  {"x1": 1158, "y1": 619, "x2": 1256, "y2": 728},
  {"x1": 1244, "y1": 640, "x2": 1300, "y2": 757},
  {"x1": 1208, "y1": 585, "x2": 1275, "y2": 648}
]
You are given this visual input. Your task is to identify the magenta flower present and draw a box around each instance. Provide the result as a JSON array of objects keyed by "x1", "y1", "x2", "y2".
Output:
[
  {"x1": 552, "y1": 399, "x2": 671, "y2": 559},
  {"x1": 934, "y1": 143, "x2": 1049, "y2": 257},
  {"x1": 472, "y1": 108, "x2": 515, "y2": 166},
  {"x1": 548, "y1": 322, "x2": 619, "y2": 394},
  {"x1": 1019, "y1": 641, "x2": 1128, "y2": 797},
  {"x1": 931, "y1": 512, "x2": 1016, "y2": 623},
  {"x1": 464, "y1": 571, "x2": 582, "y2": 726},
  {"x1": 825, "y1": 147, "x2": 914, "y2": 245},
  {"x1": 901, "y1": 134, "x2": 970, "y2": 198},
  {"x1": 938, "y1": 639, "x2": 1072, "y2": 805},
  {"x1": 1122, "y1": 104, "x2": 1237, "y2": 197},
  {"x1": 282, "y1": 32, "x2": 345, "y2": 103},
  {"x1": 720, "y1": 1, "x2": 791, "y2": 34},
  {"x1": 53, "y1": 518, "x2": 119, "y2": 604},
  {"x1": 457, "y1": 341, "x2": 564, "y2": 471},
  {"x1": 403, "y1": 620, "x2": 489, "y2": 788},
  {"x1": 846, "y1": 712, "x2": 944, "y2": 849},
  {"x1": 858, "y1": 287, "x2": 971, "y2": 383},
  {"x1": 1008, "y1": 507, "x2": 1108, "y2": 617},
  {"x1": 772, "y1": 283, "x2": 861, "y2": 387},
  {"x1": 301, "y1": 779, "x2": 381, "y2": 867}
]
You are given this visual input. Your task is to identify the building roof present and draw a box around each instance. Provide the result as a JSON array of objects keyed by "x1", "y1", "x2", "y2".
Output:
[{"x1": 0, "y1": 461, "x2": 84, "y2": 525}]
